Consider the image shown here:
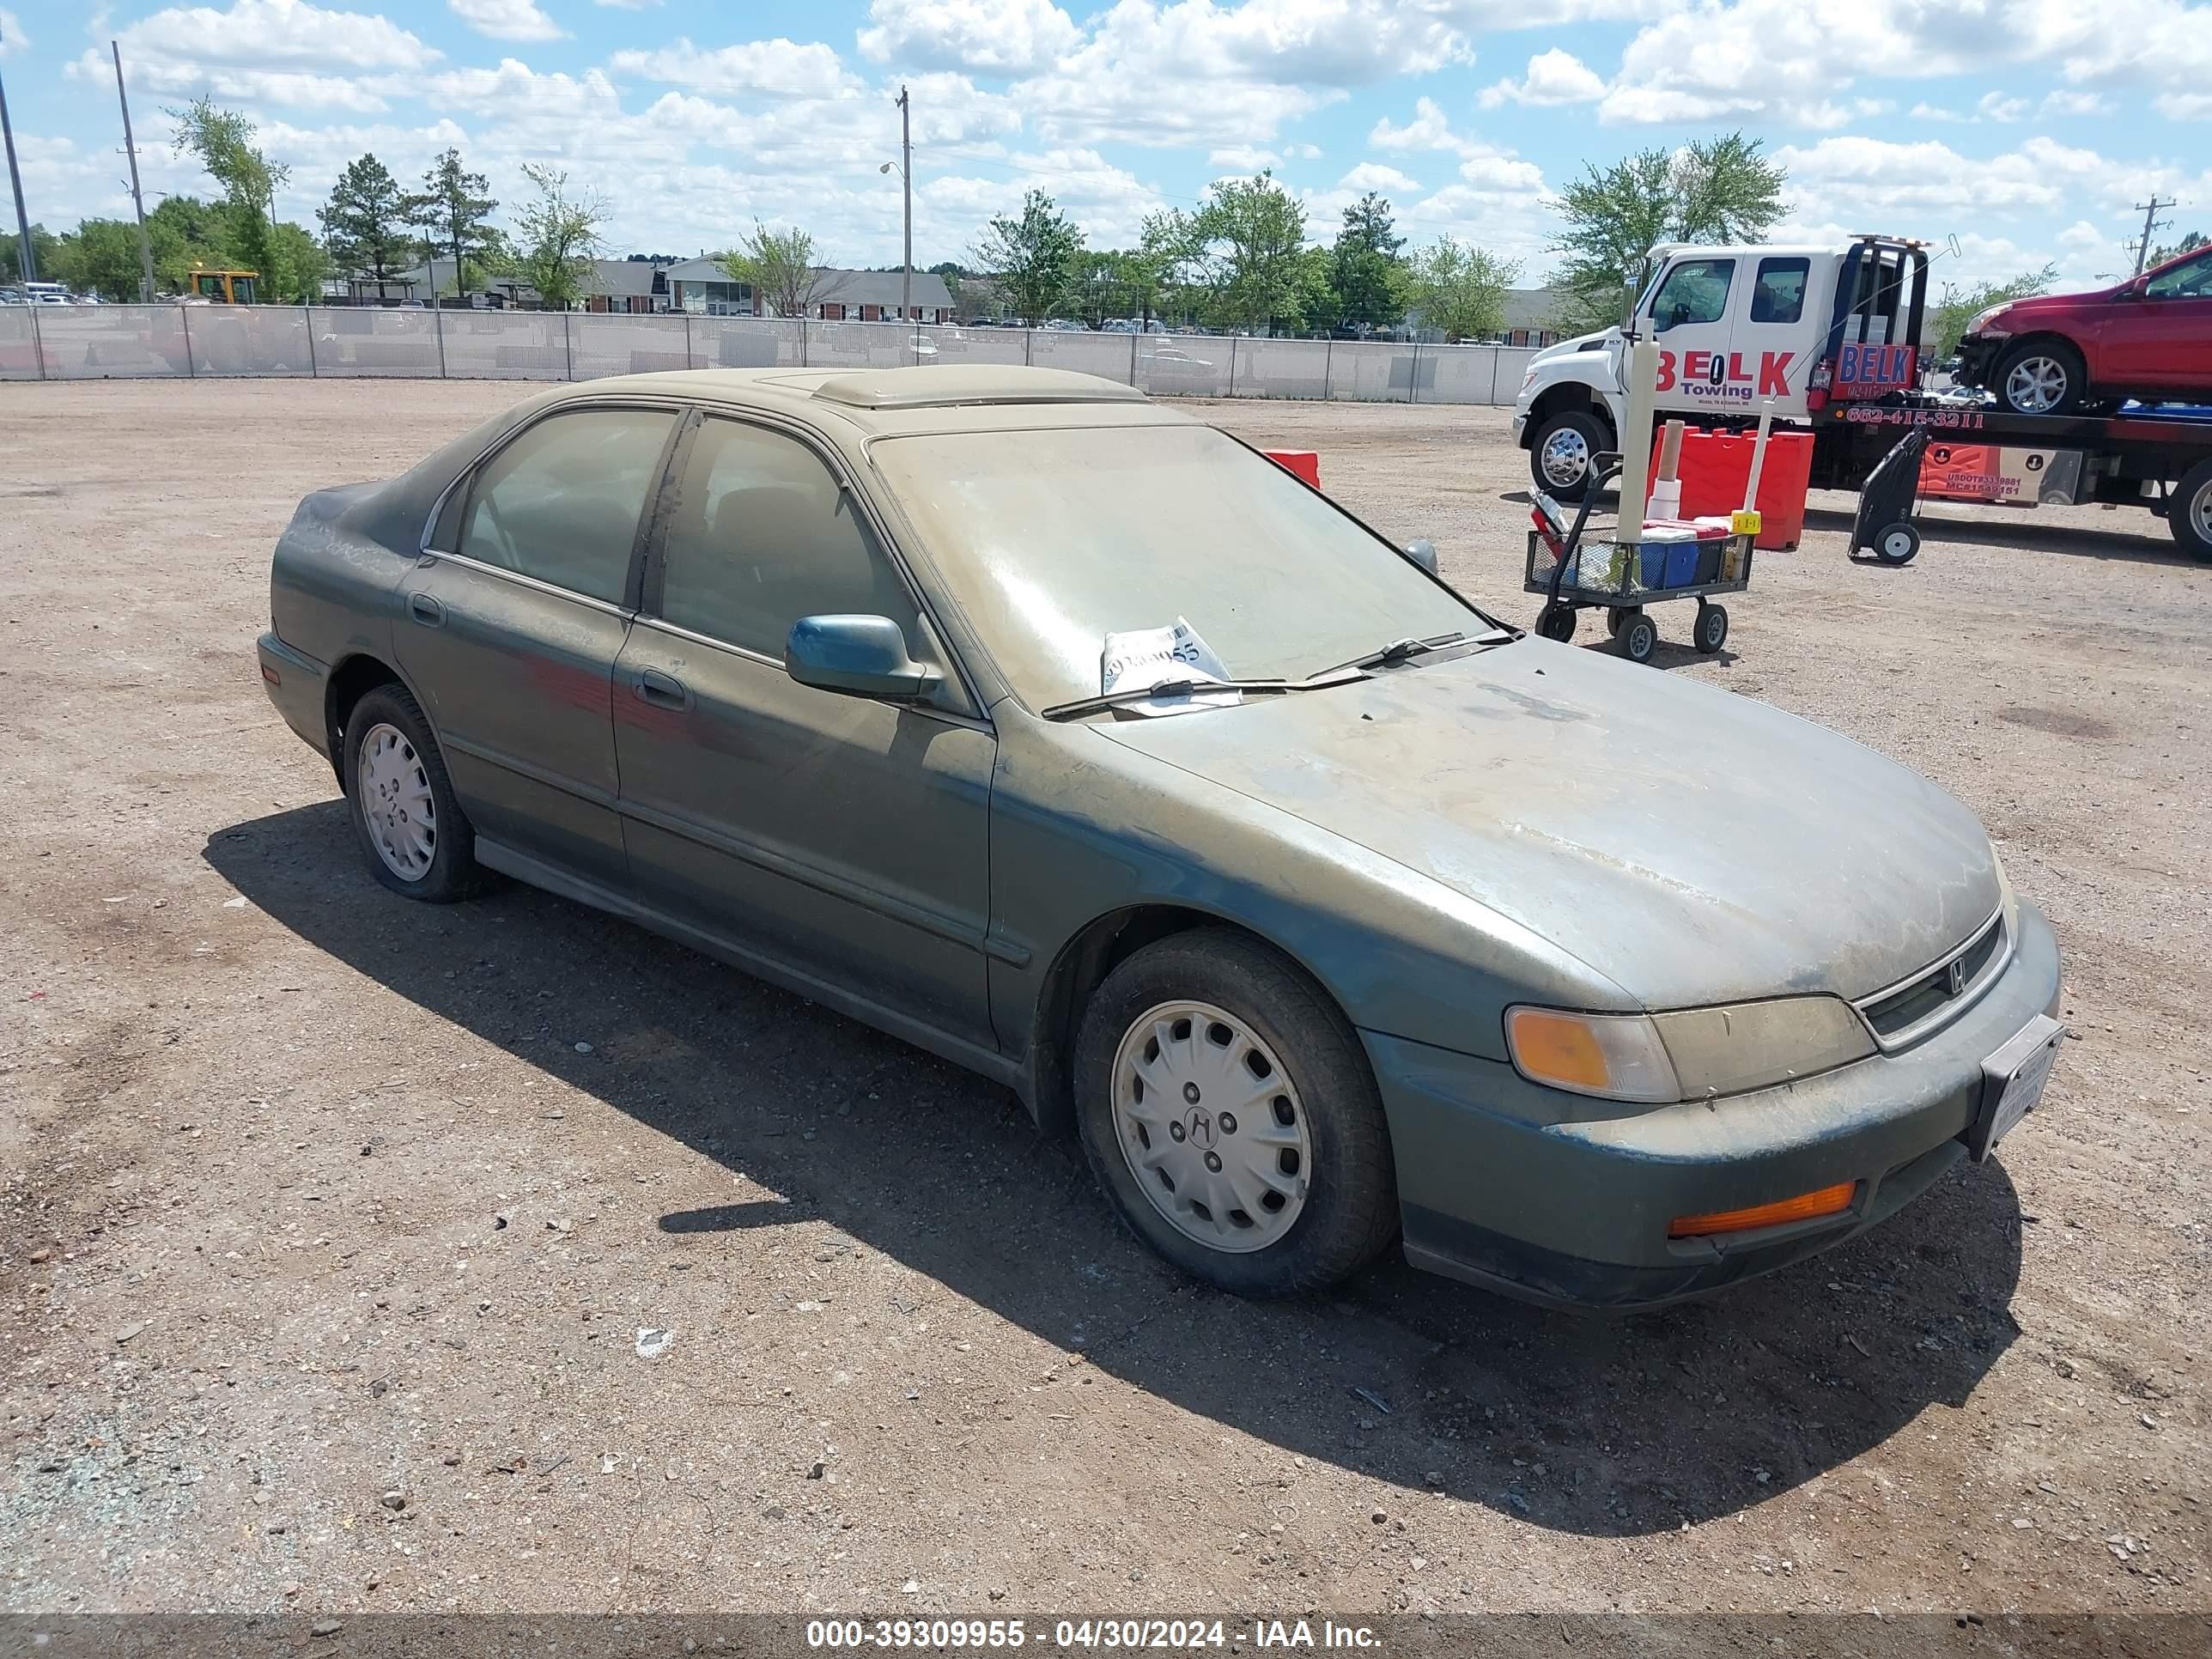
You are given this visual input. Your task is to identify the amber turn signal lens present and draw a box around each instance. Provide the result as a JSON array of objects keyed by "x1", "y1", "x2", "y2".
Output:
[
  {"x1": 1505, "y1": 1008, "x2": 1613, "y2": 1091},
  {"x1": 1668, "y1": 1181, "x2": 1856, "y2": 1239}
]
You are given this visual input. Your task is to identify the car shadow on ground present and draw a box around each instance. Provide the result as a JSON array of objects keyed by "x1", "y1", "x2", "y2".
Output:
[{"x1": 208, "y1": 801, "x2": 2026, "y2": 1540}]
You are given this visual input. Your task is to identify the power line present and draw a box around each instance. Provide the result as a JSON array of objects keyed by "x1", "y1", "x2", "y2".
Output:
[{"x1": 2130, "y1": 196, "x2": 2177, "y2": 275}]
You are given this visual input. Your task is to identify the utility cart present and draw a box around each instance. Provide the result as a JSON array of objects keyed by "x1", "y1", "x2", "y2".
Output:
[{"x1": 1524, "y1": 455, "x2": 1756, "y2": 663}]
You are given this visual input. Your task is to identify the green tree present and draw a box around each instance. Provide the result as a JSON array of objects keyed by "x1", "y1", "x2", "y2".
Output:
[
  {"x1": 406, "y1": 149, "x2": 499, "y2": 304},
  {"x1": 1188, "y1": 172, "x2": 1312, "y2": 335},
  {"x1": 1929, "y1": 264, "x2": 2057, "y2": 359},
  {"x1": 0, "y1": 222, "x2": 61, "y2": 284},
  {"x1": 1329, "y1": 192, "x2": 1407, "y2": 332},
  {"x1": 319, "y1": 154, "x2": 413, "y2": 300},
  {"x1": 144, "y1": 196, "x2": 230, "y2": 292},
  {"x1": 975, "y1": 190, "x2": 1082, "y2": 326},
  {"x1": 722, "y1": 223, "x2": 840, "y2": 317},
  {"x1": 51, "y1": 220, "x2": 146, "y2": 301},
  {"x1": 1551, "y1": 132, "x2": 1787, "y2": 335},
  {"x1": 167, "y1": 95, "x2": 292, "y2": 296},
  {"x1": 1408, "y1": 238, "x2": 1520, "y2": 342},
  {"x1": 2147, "y1": 230, "x2": 2208, "y2": 267},
  {"x1": 512, "y1": 163, "x2": 611, "y2": 310},
  {"x1": 272, "y1": 222, "x2": 331, "y2": 301}
]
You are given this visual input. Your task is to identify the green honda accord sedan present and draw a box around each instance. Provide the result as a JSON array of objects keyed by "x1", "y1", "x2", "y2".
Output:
[{"x1": 256, "y1": 365, "x2": 2064, "y2": 1307}]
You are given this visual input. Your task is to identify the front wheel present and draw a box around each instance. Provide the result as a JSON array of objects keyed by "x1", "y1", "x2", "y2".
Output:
[
  {"x1": 2172, "y1": 457, "x2": 2212, "y2": 562},
  {"x1": 1872, "y1": 521, "x2": 1922, "y2": 565},
  {"x1": 1693, "y1": 601, "x2": 1729, "y2": 654},
  {"x1": 1536, "y1": 602, "x2": 1577, "y2": 641},
  {"x1": 1073, "y1": 930, "x2": 1399, "y2": 1297},
  {"x1": 343, "y1": 684, "x2": 482, "y2": 902},
  {"x1": 1528, "y1": 410, "x2": 1612, "y2": 501},
  {"x1": 1618, "y1": 611, "x2": 1659, "y2": 664},
  {"x1": 1994, "y1": 338, "x2": 2086, "y2": 416}
]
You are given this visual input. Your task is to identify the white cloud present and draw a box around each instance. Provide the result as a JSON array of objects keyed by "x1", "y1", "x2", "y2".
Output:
[
  {"x1": 1208, "y1": 145, "x2": 1281, "y2": 172},
  {"x1": 594, "y1": 0, "x2": 663, "y2": 9},
  {"x1": 447, "y1": 0, "x2": 566, "y2": 43},
  {"x1": 858, "y1": 0, "x2": 1081, "y2": 75},
  {"x1": 1339, "y1": 161, "x2": 1419, "y2": 194},
  {"x1": 1977, "y1": 91, "x2": 2027, "y2": 123},
  {"x1": 62, "y1": 0, "x2": 440, "y2": 112},
  {"x1": 2039, "y1": 89, "x2": 2109, "y2": 118},
  {"x1": 610, "y1": 37, "x2": 859, "y2": 98},
  {"x1": 1479, "y1": 48, "x2": 1606, "y2": 109},
  {"x1": 0, "y1": 9, "x2": 26, "y2": 58}
]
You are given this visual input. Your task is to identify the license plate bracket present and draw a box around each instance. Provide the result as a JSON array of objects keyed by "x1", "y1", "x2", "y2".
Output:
[{"x1": 1965, "y1": 1014, "x2": 2065, "y2": 1162}]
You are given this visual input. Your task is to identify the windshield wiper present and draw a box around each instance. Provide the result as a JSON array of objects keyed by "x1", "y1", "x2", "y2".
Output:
[
  {"x1": 1304, "y1": 629, "x2": 1507, "y2": 682},
  {"x1": 1042, "y1": 673, "x2": 1359, "y2": 722}
]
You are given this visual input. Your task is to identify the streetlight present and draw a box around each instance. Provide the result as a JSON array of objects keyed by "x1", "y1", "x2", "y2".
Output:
[{"x1": 881, "y1": 84, "x2": 911, "y2": 323}]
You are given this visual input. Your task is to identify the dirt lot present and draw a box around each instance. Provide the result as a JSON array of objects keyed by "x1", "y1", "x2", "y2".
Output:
[{"x1": 2, "y1": 379, "x2": 2207, "y2": 1619}]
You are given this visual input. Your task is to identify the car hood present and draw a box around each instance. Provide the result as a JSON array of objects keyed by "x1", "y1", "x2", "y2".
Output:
[{"x1": 1093, "y1": 640, "x2": 1999, "y2": 1009}]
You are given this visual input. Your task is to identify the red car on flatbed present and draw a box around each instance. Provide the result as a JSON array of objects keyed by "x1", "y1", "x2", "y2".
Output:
[{"x1": 1957, "y1": 244, "x2": 2212, "y2": 416}]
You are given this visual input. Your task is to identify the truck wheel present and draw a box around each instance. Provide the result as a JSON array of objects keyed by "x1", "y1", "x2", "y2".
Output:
[
  {"x1": 1529, "y1": 410, "x2": 1611, "y2": 501},
  {"x1": 2175, "y1": 458, "x2": 2212, "y2": 563},
  {"x1": 1994, "y1": 339, "x2": 2085, "y2": 416},
  {"x1": 1873, "y1": 522, "x2": 1922, "y2": 565}
]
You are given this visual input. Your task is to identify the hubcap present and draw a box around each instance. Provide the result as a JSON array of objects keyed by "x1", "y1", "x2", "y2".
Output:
[
  {"x1": 357, "y1": 722, "x2": 437, "y2": 880},
  {"x1": 2192, "y1": 477, "x2": 2212, "y2": 544},
  {"x1": 2004, "y1": 356, "x2": 2068, "y2": 413},
  {"x1": 1885, "y1": 530, "x2": 1913, "y2": 558},
  {"x1": 1109, "y1": 1000, "x2": 1311, "y2": 1254},
  {"x1": 1540, "y1": 425, "x2": 1590, "y2": 489}
]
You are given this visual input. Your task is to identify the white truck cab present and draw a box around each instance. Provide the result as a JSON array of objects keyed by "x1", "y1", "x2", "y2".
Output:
[{"x1": 1513, "y1": 238, "x2": 1927, "y2": 497}]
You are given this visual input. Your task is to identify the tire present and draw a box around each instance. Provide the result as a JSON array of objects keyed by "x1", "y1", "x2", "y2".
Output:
[
  {"x1": 1607, "y1": 605, "x2": 1639, "y2": 639},
  {"x1": 2172, "y1": 457, "x2": 2212, "y2": 563},
  {"x1": 1994, "y1": 338, "x2": 2086, "y2": 416},
  {"x1": 1528, "y1": 409, "x2": 1611, "y2": 501},
  {"x1": 1693, "y1": 601, "x2": 1729, "y2": 654},
  {"x1": 1619, "y1": 612, "x2": 1659, "y2": 664},
  {"x1": 1536, "y1": 602, "x2": 1577, "y2": 642},
  {"x1": 343, "y1": 684, "x2": 483, "y2": 902},
  {"x1": 1073, "y1": 928, "x2": 1399, "y2": 1297},
  {"x1": 1872, "y1": 522, "x2": 1922, "y2": 566}
]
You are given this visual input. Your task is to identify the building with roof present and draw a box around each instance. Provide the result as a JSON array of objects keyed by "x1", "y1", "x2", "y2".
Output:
[{"x1": 662, "y1": 262, "x2": 956, "y2": 323}]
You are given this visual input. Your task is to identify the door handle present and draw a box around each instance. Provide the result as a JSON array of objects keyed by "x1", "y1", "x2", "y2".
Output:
[
  {"x1": 635, "y1": 668, "x2": 688, "y2": 708},
  {"x1": 408, "y1": 592, "x2": 445, "y2": 628}
]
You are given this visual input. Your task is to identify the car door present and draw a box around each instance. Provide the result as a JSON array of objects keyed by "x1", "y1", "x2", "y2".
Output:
[
  {"x1": 398, "y1": 404, "x2": 681, "y2": 891},
  {"x1": 2099, "y1": 250, "x2": 2212, "y2": 395},
  {"x1": 611, "y1": 412, "x2": 998, "y2": 1049},
  {"x1": 1729, "y1": 253, "x2": 1815, "y2": 416},
  {"x1": 1644, "y1": 256, "x2": 1738, "y2": 415}
]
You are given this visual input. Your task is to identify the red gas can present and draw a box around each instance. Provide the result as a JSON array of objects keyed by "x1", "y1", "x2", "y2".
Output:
[{"x1": 1645, "y1": 428, "x2": 1812, "y2": 550}]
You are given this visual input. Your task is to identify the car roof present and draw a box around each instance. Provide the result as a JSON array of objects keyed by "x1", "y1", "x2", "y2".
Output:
[{"x1": 546, "y1": 365, "x2": 1192, "y2": 438}]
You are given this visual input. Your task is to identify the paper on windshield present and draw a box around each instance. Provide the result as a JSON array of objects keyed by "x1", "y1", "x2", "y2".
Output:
[{"x1": 1099, "y1": 618, "x2": 1243, "y2": 716}]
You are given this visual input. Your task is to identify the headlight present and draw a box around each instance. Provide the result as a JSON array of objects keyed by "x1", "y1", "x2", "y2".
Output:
[
  {"x1": 1967, "y1": 304, "x2": 2013, "y2": 337},
  {"x1": 1506, "y1": 997, "x2": 1875, "y2": 1103},
  {"x1": 1519, "y1": 368, "x2": 1538, "y2": 393}
]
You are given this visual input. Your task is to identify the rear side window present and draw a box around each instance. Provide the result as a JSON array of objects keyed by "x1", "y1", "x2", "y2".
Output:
[
  {"x1": 1750, "y1": 257, "x2": 1808, "y2": 324},
  {"x1": 1649, "y1": 258, "x2": 1735, "y2": 330},
  {"x1": 459, "y1": 409, "x2": 677, "y2": 605},
  {"x1": 655, "y1": 417, "x2": 922, "y2": 659}
]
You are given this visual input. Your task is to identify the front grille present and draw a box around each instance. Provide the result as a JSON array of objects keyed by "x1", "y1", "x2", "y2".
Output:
[{"x1": 1860, "y1": 909, "x2": 2007, "y2": 1040}]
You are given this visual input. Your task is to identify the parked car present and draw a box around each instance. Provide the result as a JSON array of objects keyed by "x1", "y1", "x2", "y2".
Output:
[
  {"x1": 1955, "y1": 243, "x2": 2212, "y2": 415},
  {"x1": 257, "y1": 364, "x2": 2063, "y2": 1307}
]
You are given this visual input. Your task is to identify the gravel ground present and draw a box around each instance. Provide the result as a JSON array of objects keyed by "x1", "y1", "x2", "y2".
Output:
[{"x1": 1, "y1": 379, "x2": 2206, "y2": 1618}]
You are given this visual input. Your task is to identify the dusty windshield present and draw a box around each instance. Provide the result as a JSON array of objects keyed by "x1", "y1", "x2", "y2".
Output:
[{"x1": 867, "y1": 423, "x2": 1482, "y2": 710}]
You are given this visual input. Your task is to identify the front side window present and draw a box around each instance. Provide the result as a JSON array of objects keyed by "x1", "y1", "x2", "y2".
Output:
[
  {"x1": 1649, "y1": 258, "x2": 1735, "y2": 330},
  {"x1": 2147, "y1": 250, "x2": 2212, "y2": 300},
  {"x1": 656, "y1": 417, "x2": 924, "y2": 661},
  {"x1": 459, "y1": 409, "x2": 677, "y2": 604},
  {"x1": 1750, "y1": 258, "x2": 1808, "y2": 324}
]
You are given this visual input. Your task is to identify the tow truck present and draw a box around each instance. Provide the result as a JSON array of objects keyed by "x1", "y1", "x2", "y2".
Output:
[{"x1": 1512, "y1": 235, "x2": 2212, "y2": 561}]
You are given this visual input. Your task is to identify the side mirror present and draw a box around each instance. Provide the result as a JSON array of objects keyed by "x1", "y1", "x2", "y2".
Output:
[
  {"x1": 785, "y1": 614, "x2": 942, "y2": 702},
  {"x1": 1404, "y1": 539, "x2": 1439, "y2": 575}
]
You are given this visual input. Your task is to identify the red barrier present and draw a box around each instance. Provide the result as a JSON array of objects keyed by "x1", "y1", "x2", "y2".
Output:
[
  {"x1": 1263, "y1": 448, "x2": 1322, "y2": 489},
  {"x1": 1646, "y1": 428, "x2": 1813, "y2": 550}
]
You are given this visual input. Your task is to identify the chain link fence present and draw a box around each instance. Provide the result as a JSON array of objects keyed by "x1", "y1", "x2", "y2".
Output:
[{"x1": 0, "y1": 304, "x2": 1538, "y2": 406}]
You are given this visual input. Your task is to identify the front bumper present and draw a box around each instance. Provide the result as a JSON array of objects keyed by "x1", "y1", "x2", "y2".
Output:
[
  {"x1": 1369, "y1": 902, "x2": 2063, "y2": 1310},
  {"x1": 1953, "y1": 332, "x2": 2007, "y2": 391},
  {"x1": 257, "y1": 632, "x2": 331, "y2": 761},
  {"x1": 1510, "y1": 406, "x2": 1530, "y2": 445}
]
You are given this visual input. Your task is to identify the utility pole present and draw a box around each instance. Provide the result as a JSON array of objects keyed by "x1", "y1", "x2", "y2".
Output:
[
  {"x1": 2131, "y1": 196, "x2": 2177, "y2": 275},
  {"x1": 112, "y1": 41, "x2": 155, "y2": 302},
  {"x1": 897, "y1": 84, "x2": 912, "y2": 324},
  {"x1": 1, "y1": 15, "x2": 35, "y2": 286}
]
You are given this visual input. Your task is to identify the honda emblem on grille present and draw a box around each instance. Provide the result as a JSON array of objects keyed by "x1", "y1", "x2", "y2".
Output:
[{"x1": 1947, "y1": 957, "x2": 1966, "y2": 996}]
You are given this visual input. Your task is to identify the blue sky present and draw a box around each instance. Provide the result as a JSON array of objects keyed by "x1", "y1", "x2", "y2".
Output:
[{"x1": 2, "y1": 1, "x2": 2207, "y2": 289}]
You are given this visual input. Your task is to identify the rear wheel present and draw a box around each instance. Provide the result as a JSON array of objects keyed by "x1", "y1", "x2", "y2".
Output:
[
  {"x1": 1073, "y1": 930, "x2": 1398, "y2": 1297},
  {"x1": 343, "y1": 684, "x2": 482, "y2": 902},
  {"x1": 1994, "y1": 338, "x2": 2086, "y2": 416},
  {"x1": 1873, "y1": 522, "x2": 1922, "y2": 565},
  {"x1": 1536, "y1": 602, "x2": 1577, "y2": 641},
  {"x1": 1528, "y1": 410, "x2": 1612, "y2": 501},
  {"x1": 1693, "y1": 601, "x2": 1729, "y2": 653},
  {"x1": 1618, "y1": 611, "x2": 1659, "y2": 664},
  {"x1": 2173, "y1": 458, "x2": 2212, "y2": 563}
]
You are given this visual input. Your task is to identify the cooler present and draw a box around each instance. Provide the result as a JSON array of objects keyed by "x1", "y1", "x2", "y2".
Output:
[{"x1": 1644, "y1": 428, "x2": 1813, "y2": 550}]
